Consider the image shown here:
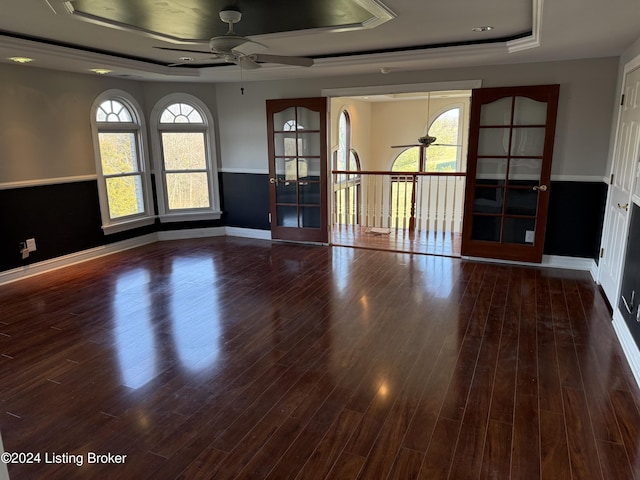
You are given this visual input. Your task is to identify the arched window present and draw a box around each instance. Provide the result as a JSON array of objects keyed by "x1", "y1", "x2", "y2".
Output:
[
  {"x1": 390, "y1": 107, "x2": 461, "y2": 173},
  {"x1": 427, "y1": 107, "x2": 461, "y2": 172},
  {"x1": 91, "y1": 90, "x2": 154, "y2": 234},
  {"x1": 151, "y1": 95, "x2": 221, "y2": 221},
  {"x1": 389, "y1": 107, "x2": 462, "y2": 227},
  {"x1": 333, "y1": 110, "x2": 361, "y2": 225}
]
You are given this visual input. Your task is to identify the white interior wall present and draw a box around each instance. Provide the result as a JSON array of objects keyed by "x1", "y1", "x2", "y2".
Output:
[
  {"x1": 0, "y1": 56, "x2": 620, "y2": 184},
  {"x1": 0, "y1": 64, "x2": 145, "y2": 183},
  {"x1": 329, "y1": 98, "x2": 372, "y2": 167},
  {"x1": 368, "y1": 96, "x2": 471, "y2": 171},
  {"x1": 215, "y1": 57, "x2": 619, "y2": 180}
]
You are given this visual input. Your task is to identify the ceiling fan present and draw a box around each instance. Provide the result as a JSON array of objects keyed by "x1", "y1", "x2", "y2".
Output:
[
  {"x1": 155, "y1": 9, "x2": 314, "y2": 69},
  {"x1": 390, "y1": 93, "x2": 461, "y2": 150}
]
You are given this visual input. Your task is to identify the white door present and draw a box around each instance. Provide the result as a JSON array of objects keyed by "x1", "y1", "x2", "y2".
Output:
[{"x1": 599, "y1": 65, "x2": 640, "y2": 305}]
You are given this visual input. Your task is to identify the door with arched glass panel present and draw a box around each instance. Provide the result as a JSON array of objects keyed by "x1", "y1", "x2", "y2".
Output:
[
  {"x1": 267, "y1": 97, "x2": 328, "y2": 243},
  {"x1": 462, "y1": 85, "x2": 560, "y2": 262}
]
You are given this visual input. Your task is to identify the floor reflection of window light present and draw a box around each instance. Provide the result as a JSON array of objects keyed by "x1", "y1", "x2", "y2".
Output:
[
  {"x1": 114, "y1": 269, "x2": 157, "y2": 389},
  {"x1": 170, "y1": 257, "x2": 220, "y2": 372}
]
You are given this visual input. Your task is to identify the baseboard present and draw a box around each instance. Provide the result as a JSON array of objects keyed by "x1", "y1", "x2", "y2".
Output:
[
  {"x1": 0, "y1": 227, "x2": 273, "y2": 285},
  {"x1": 157, "y1": 227, "x2": 226, "y2": 241},
  {"x1": 542, "y1": 255, "x2": 597, "y2": 272},
  {"x1": 590, "y1": 260, "x2": 600, "y2": 284},
  {"x1": 225, "y1": 227, "x2": 272, "y2": 240},
  {"x1": 0, "y1": 233, "x2": 157, "y2": 286},
  {"x1": 157, "y1": 226, "x2": 270, "y2": 241},
  {"x1": 462, "y1": 254, "x2": 597, "y2": 272},
  {"x1": 613, "y1": 310, "x2": 640, "y2": 389}
]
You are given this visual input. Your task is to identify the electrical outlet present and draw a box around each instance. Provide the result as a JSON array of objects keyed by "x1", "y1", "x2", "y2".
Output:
[
  {"x1": 525, "y1": 230, "x2": 535, "y2": 243},
  {"x1": 19, "y1": 241, "x2": 29, "y2": 259},
  {"x1": 26, "y1": 238, "x2": 36, "y2": 252}
]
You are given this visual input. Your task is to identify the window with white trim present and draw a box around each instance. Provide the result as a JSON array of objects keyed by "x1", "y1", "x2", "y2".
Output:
[
  {"x1": 91, "y1": 91, "x2": 154, "y2": 234},
  {"x1": 151, "y1": 95, "x2": 221, "y2": 222},
  {"x1": 333, "y1": 110, "x2": 361, "y2": 225}
]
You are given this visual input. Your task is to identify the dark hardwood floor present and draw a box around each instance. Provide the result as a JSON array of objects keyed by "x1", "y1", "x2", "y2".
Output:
[{"x1": 1, "y1": 236, "x2": 640, "y2": 479}]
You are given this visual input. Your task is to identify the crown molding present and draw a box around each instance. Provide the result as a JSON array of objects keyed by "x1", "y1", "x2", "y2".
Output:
[{"x1": 507, "y1": 0, "x2": 543, "y2": 53}]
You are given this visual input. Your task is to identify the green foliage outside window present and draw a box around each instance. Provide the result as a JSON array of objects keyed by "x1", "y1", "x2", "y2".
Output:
[{"x1": 98, "y1": 132, "x2": 143, "y2": 219}]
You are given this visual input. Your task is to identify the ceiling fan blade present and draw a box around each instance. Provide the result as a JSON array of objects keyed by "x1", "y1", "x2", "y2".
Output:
[
  {"x1": 231, "y1": 40, "x2": 266, "y2": 56},
  {"x1": 154, "y1": 46, "x2": 211, "y2": 55},
  {"x1": 433, "y1": 143, "x2": 462, "y2": 147},
  {"x1": 391, "y1": 144, "x2": 422, "y2": 148},
  {"x1": 253, "y1": 53, "x2": 314, "y2": 67},
  {"x1": 236, "y1": 56, "x2": 261, "y2": 70}
]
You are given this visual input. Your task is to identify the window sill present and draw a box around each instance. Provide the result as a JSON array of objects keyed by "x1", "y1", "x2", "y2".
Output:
[
  {"x1": 159, "y1": 211, "x2": 222, "y2": 223},
  {"x1": 102, "y1": 216, "x2": 156, "y2": 235}
]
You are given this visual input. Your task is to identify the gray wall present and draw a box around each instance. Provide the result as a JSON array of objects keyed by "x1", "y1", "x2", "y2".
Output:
[
  {"x1": 215, "y1": 57, "x2": 619, "y2": 179},
  {"x1": 0, "y1": 57, "x2": 620, "y2": 183},
  {"x1": 0, "y1": 64, "x2": 221, "y2": 184}
]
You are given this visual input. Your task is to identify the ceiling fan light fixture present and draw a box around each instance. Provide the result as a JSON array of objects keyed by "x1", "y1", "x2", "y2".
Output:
[{"x1": 209, "y1": 35, "x2": 248, "y2": 53}]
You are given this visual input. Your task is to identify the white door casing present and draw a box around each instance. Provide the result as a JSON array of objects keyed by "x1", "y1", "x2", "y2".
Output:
[{"x1": 599, "y1": 64, "x2": 640, "y2": 305}]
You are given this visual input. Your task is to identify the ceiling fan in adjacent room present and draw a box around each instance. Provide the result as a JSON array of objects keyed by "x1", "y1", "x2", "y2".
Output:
[
  {"x1": 390, "y1": 92, "x2": 462, "y2": 170},
  {"x1": 155, "y1": 9, "x2": 314, "y2": 69}
]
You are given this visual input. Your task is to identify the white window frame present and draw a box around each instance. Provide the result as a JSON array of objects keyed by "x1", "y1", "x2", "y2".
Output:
[
  {"x1": 423, "y1": 103, "x2": 465, "y2": 172},
  {"x1": 90, "y1": 90, "x2": 155, "y2": 234},
  {"x1": 150, "y1": 94, "x2": 221, "y2": 223}
]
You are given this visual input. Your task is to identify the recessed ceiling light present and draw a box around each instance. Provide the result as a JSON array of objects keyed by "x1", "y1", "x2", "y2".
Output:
[
  {"x1": 90, "y1": 68, "x2": 112, "y2": 75},
  {"x1": 9, "y1": 56, "x2": 33, "y2": 64},
  {"x1": 472, "y1": 26, "x2": 494, "y2": 32},
  {"x1": 179, "y1": 56, "x2": 195, "y2": 62}
]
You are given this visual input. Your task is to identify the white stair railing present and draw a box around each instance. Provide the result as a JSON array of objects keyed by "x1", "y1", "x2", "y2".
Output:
[{"x1": 333, "y1": 171, "x2": 466, "y2": 233}]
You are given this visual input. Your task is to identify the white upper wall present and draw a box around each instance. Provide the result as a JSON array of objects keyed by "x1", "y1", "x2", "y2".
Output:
[
  {"x1": 0, "y1": 56, "x2": 620, "y2": 184},
  {"x1": 368, "y1": 97, "x2": 471, "y2": 171},
  {"x1": 329, "y1": 98, "x2": 371, "y2": 169},
  {"x1": 0, "y1": 63, "x2": 221, "y2": 185},
  {"x1": 0, "y1": 64, "x2": 144, "y2": 183},
  {"x1": 216, "y1": 57, "x2": 619, "y2": 180}
]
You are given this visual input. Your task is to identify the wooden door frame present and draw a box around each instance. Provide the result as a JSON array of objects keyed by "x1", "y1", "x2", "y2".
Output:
[
  {"x1": 266, "y1": 97, "x2": 329, "y2": 243},
  {"x1": 461, "y1": 84, "x2": 560, "y2": 263}
]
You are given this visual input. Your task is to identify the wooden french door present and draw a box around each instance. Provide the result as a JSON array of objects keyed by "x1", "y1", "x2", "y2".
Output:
[
  {"x1": 266, "y1": 97, "x2": 328, "y2": 243},
  {"x1": 461, "y1": 85, "x2": 560, "y2": 263}
]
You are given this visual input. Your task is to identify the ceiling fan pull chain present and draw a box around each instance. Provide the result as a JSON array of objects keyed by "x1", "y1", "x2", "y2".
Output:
[{"x1": 240, "y1": 62, "x2": 244, "y2": 95}]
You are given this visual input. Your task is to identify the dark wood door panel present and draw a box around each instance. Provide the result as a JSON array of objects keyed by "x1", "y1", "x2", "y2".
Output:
[
  {"x1": 266, "y1": 97, "x2": 328, "y2": 243},
  {"x1": 462, "y1": 84, "x2": 560, "y2": 263}
]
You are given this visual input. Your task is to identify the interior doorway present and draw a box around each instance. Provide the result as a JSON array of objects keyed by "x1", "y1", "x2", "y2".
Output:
[{"x1": 327, "y1": 87, "x2": 473, "y2": 257}]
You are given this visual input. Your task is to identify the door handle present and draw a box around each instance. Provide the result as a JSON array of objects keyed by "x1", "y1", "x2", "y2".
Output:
[
  {"x1": 618, "y1": 203, "x2": 629, "y2": 211},
  {"x1": 532, "y1": 185, "x2": 548, "y2": 192},
  {"x1": 269, "y1": 177, "x2": 276, "y2": 184}
]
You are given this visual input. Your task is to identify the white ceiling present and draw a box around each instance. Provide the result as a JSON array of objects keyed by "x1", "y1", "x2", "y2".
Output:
[{"x1": 0, "y1": 0, "x2": 638, "y2": 83}]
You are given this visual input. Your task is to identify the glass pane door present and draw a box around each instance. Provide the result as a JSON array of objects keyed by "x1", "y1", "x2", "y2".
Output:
[
  {"x1": 462, "y1": 85, "x2": 560, "y2": 262},
  {"x1": 267, "y1": 98, "x2": 328, "y2": 243}
]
